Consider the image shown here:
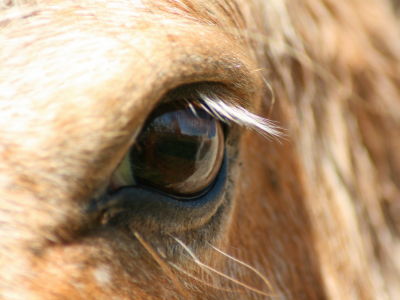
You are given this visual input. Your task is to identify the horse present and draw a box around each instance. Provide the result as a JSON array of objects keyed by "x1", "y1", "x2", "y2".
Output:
[{"x1": 0, "y1": 0, "x2": 399, "y2": 299}]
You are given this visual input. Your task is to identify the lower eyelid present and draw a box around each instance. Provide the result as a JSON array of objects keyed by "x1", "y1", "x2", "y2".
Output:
[{"x1": 90, "y1": 155, "x2": 229, "y2": 233}]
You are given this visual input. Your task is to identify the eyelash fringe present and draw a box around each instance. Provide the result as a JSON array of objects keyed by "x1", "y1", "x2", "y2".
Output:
[{"x1": 195, "y1": 91, "x2": 283, "y2": 139}]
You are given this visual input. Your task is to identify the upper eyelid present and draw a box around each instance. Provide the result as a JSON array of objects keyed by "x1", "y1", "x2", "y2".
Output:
[
  {"x1": 0, "y1": 6, "x2": 273, "y2": 172},
  {"x1": 161, "y1": 83, "x2": 282, "y2": 138},
  {"x1": 166, "y1": 87, "x2": 280, "y2": 139},
  {"x1": 0, "y1": 7, "x2": 262, "y2": 132}
]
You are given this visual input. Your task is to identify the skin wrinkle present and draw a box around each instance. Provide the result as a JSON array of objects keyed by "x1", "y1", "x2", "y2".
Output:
[{"x1": 0, "y1": 0, "x2": 399, "y2": 299}]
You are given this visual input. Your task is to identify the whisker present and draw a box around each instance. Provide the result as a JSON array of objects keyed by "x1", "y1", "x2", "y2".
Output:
[
  {"x1": 172, "y1": 236, "x2": 272, "y2": 297},
  {"x1": 207, "y1": 243, "x2": 276, "y2": 295},
  {"x1": 169, "y1": 262, "x2": 244, "y2": 294},
  {"x1": 133, "y1": 232, "x2": 189, "y2": 298}
]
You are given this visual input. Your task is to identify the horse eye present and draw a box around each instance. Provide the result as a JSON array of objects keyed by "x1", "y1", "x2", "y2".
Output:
[{"x1": 109, "y1": 102, "x2": 224, "y2": 197}]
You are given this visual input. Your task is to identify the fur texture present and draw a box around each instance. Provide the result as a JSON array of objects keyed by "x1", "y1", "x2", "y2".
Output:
[{"x1": 0, "y1": 0, "x2": 399, "y2": 299}]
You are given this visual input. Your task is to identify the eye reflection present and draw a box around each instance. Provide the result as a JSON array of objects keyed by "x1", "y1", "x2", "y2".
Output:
[{"x1": 110, "y1": 102, "x2": 224, "y2": 198}]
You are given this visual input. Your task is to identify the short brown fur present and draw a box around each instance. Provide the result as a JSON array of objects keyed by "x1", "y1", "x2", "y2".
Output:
[{"x1": 0, "y1": 0, "x2": 399, "y2": 299}]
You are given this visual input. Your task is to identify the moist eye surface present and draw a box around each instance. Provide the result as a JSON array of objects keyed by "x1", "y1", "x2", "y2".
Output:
[{"x1": 110, "y1": 101, "x2": 224, "y2": 197}]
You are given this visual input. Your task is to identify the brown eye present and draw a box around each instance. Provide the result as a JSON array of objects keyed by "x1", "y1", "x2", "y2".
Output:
[{"x1": 110, "y1": 102, "x2": 224, "y2": 197}]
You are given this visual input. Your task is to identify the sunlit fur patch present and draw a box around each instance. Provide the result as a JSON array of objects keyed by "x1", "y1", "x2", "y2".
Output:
[{"x1": 195, "y1": 91, "x2": 282, "y2": 138}]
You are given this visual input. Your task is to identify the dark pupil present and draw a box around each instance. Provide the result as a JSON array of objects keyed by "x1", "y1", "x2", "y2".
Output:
[{"x1": 130, "y1": 103, "x2": 224, "y2": 196}]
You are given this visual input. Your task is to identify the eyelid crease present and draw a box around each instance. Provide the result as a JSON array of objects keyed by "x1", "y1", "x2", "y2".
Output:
[{"x1": 195, "y1": 91, "x2": 283, "y2": 139}]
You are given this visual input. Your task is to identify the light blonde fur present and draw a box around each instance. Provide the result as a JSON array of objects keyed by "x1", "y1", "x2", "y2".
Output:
[{"x1": 0, "y1": 0, "x2": 399, "y2": 299}]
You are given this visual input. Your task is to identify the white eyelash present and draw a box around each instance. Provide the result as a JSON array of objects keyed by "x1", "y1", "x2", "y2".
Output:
[{"x1": 196, "y1": 92, "x2": 282, "y2": 138}]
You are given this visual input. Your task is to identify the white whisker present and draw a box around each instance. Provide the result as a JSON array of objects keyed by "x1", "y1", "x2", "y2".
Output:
[
  {"x1": 172, "y1": 236, "x2": 272, "y2": 297},
  {"x1": 208, "y1": 243, "x2": 276, "y2": 294},
  {"x1": 169, "y1": 262, "x2": 243, "y2": 294},
  {"x1": 133, "y1": 232, "x2": 189, "y2": 298}
]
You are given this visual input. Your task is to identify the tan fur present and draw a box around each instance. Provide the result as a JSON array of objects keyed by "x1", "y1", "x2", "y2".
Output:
[{"x1": 0, "y1": 0, "x2": 399, "y2": 299}]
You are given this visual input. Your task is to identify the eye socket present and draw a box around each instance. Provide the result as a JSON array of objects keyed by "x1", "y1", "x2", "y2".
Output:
[{"x1": 109, "y1": 101, "x2": 224, "y2": 198}]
